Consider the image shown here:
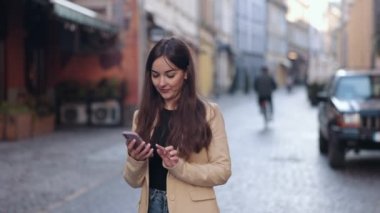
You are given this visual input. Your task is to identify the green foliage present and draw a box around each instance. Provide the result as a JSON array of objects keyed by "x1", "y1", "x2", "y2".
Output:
[
  {"x1": 29, "y1": 95, "x2": 55, "y2": 117},
  {"x1": 55, "y1": 78, "x2": 127, "y2": 103},
  {"x1": 56, "y1": 81, "x2": 89, "y2": 102},
  {"x1": 0, "y1": 102, "x2": 32, "y2": 115},
  {"x1": 92, "y1": 78, "x2": 122, "y2": 100}
]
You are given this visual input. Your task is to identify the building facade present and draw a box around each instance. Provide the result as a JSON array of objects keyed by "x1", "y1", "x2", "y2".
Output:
[
  {"x1": 144, "y1": 0, "x2": 199, "y2": 48},
  {"x1": 198, "y1": 0, "x2": 216, "y2": 96},
  {"x1": 233, "y1": 0, "x2": 267, "y2": 93},
  {"x1": 214, "y1": 0, "x2": 235, "y2": 95},
  {"x1": 346, "y1": 0, "x2": 380, "y2": 69},
  {"x1": 266, "y1": 0, "x2": 288, "y2": 86},
  {"x1": 0, "y1": 0, "x2": 141, "y2": 140},
  {"x1": 307, "y1": 1, "x2": 340, "y2": 86},
  {"x1": 286, "y1": 0, "x2": 310, "y2": 84}
]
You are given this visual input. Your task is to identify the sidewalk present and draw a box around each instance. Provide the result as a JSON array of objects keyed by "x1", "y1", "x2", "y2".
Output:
[
  {"x1": 0, "y1": 90, "x2": 273, "y2": 213},
  {"x1": 0, "y1": 127, "x2": 131, "y2": 213}
]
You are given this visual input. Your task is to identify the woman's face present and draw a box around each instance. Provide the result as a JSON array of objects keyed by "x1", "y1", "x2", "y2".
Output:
[{"x1": 151, "y1": 56, "x2": 187, "y2": 108}]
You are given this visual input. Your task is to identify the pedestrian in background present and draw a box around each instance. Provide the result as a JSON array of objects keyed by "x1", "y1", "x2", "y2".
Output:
[
  {"x1": 123, "y1": 37, "x2": 231, "y2": 213},
  {"x1": 254, "y1": 66, "x2": 277, "y2": 116}
]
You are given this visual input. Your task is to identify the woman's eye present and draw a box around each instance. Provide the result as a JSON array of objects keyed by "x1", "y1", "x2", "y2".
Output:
[
  {"x1": 151, "y1": 73, "x2": 159, "y2": 78},
  {"x1": 166, "y1": 72, "x2": 176, "y2": 78}
]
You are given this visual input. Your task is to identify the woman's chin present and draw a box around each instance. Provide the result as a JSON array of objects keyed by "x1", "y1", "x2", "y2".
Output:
[{"x1": 160, "y1": 93, "x2": 173, "y2": 100}]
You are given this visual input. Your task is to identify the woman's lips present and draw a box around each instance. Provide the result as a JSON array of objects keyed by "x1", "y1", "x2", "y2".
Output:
[{"x1": 159, "y1": 89, "x2": 170, "y2": 94}]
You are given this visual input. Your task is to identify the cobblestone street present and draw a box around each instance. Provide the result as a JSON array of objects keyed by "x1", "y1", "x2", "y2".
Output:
[{"x1": 1, "y1": 87, "x2": 380, "y2": 213}]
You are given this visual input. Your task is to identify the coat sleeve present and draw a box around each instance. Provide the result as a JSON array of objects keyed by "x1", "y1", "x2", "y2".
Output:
[
  {"x1": 166, "y1": 103, "x2": 232, "y2": 187},
  {"x1": 123, "y1": 110, "x2": 148, "y2": 188}
]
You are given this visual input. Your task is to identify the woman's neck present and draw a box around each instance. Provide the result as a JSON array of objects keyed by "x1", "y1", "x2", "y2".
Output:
[
  {"x1": 164, "y1": 100, "x2": 177, "y2": 110},
  {"x1": 164, "y1": 104, "x2": 176, "y2": 110}
]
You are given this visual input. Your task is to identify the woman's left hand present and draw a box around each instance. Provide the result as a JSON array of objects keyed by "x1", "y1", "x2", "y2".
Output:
[{"x1": 156, "y1": 144, "x2": 179, "y2": 168}]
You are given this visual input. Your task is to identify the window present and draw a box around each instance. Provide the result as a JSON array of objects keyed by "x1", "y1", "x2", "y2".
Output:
[{"x1": 333, "y1": 76, "x2": 380, "y2": 100}]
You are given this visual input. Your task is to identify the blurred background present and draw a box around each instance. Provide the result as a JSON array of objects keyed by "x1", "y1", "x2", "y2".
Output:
[
  {"x1": 1, "y1": 0, "x2": 380, "y2": 212},
  {"x1": 1, "y1": 0, "x2": 379, "y2": 133}
]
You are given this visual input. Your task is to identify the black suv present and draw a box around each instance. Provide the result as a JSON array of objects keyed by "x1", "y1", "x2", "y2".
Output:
[{"x1": 318, "y1": 69, "x2": 380, "y2": 168}]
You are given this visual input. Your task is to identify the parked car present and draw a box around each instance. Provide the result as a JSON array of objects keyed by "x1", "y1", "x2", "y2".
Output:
[{"x1": 318, "y1": 69, "x2": 380, "y2": 168}]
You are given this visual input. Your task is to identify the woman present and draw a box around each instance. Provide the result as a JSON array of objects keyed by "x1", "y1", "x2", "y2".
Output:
[{"x1": 124, "y1": 37, "x2": 231, "y2": 213}]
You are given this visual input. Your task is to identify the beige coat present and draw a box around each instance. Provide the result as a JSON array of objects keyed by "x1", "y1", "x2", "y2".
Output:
[{"x1": 123, "y1": 102, "x2": 232, "y2": 213}]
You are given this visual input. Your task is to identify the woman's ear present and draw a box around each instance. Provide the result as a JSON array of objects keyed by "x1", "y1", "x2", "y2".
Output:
[{"x1": 184, "y1": 73, "x2": 188, "y2": 79}]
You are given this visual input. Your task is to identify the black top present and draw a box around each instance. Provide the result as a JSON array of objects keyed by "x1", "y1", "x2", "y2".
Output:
[{"x1": 149, "y1": 108, "x2": 172, "y2": 191}]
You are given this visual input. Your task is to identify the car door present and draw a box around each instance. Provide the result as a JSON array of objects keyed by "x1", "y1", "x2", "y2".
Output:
[{"x1": 318, "y1": 76, "x2": 336, "y2": 138}]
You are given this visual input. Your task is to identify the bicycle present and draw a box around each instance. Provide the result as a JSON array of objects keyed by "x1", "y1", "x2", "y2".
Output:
[{"x1": 260, "y1": 100, "x2": 272, "y2": 127}]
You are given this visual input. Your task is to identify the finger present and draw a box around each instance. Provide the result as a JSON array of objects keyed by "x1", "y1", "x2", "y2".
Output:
[
  {"x1": 136, "y1": 143, "x2": 150, "y2": 159},
  {"x1": 164, "y1": 157, "x2": 178, "y2": 168},
  {"x1": 169, "y1": 156, "x2": 179, "y2": 162},
  {"x1": 142, "y1": 148, "x2": 154, "y2": 159},
  {"x1": 156, "y1": 144, "x2": 167, "y2": 155},
  {"x1": 169, "y1": 150, "x2": 178, "y2": 157},
  {"x1": 158, "y1": 149, "x2": 169, "y2": 159},
  {"x1": 156, "y1": 148, "x2": 165, "y2": 158},
  {"x1": 141, "y1": 143, "x2": 151, "y2": 153},
  {"x1": 165, "y1": 145, "x2": 174, "y2": 151},
  {"x1": 127, "y1": 140, "x2": 140, "y2": 159},
  {"x1": 156, "y1": 144, "x2": 165, "y2": 151},
  {"x1": 127, "y1": 139, "x2": 137, "y2": 150},
  {"x1": 135, "y1": 141, "x2": 146, "y2": 153}
]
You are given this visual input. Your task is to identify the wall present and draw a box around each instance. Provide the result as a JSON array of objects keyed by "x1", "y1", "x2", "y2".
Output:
[
  {"x1": 234, "y1": 0, "x2": 266, "y2": 93},
  {"x1": 5, "y1": 1, "x2": 26, "y2": 101},
  {"x1": 266, "y1": 0, "x2": 288, "y2": 86},
  {"x1": 346, "y1": 0, "x2": 374, "y2": 69}
]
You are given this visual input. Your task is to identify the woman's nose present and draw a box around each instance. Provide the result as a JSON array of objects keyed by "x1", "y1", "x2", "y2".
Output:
[{"x1": 158, "y1": 76, "x2": 166, "y2": 86}]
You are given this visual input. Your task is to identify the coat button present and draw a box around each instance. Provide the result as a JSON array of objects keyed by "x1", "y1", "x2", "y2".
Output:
[{"x1": 169, "y1": 194, "x2": 175, "y2": 201}]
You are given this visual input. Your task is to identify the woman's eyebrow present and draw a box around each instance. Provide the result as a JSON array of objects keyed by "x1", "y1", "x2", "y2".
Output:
[{"x1": 151, "y1": 69, "x2": 177, "y2": 73}]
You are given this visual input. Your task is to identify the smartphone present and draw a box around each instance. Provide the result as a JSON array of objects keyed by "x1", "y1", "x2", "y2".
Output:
[{"x1": 122, "y1": 131, "x2": 143, "y2": 148}]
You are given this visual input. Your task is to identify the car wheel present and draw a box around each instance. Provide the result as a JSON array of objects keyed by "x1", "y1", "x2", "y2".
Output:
[
  {"x1": 328, "y1": 131, "x2": 345, "y2": 169},
  {"x1": 319, "y1": 130, "x2": 328, "y2": 155}
]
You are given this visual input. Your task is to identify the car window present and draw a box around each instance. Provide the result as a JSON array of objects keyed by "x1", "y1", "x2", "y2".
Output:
[
  {"x1": 335, "y1": 76, "x2": 370, "y2": 100},
  {"x1": 334, "y1": 75, "x2": 380, "y2": 100}
]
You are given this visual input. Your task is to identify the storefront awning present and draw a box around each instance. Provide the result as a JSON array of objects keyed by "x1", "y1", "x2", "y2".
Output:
[{"x1": 50, "y1": 0, "x2": 118, "y2": 34}]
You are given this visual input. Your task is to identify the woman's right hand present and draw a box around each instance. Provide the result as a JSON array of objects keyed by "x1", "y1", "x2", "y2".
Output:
[{"x1": 127, "y1": 140, "x2": 153, "y2": 161}]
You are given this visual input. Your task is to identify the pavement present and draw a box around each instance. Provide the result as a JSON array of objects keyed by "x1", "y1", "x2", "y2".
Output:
[
  {"x1": 2, "y1": 87, "x2": 380, "y2": 213},
  {"x1": 0, "y1": 127, "x2": 139, "y2": 213}
]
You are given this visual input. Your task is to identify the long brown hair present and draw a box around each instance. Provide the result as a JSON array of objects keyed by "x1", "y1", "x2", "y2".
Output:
[{"x1": 135, "y1": 37, "x2": 212, "y2": 159}]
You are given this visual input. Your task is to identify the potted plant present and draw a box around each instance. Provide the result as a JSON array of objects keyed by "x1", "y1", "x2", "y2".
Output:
[
  {"x1": 31, "y1": 95, "x2": 56, "y2": 137},
  {"x1": 2, "y1": 102, "x2": 33, "y2": 141},
  {"x1": 0, "y1": 102, "x2": 6, "y2": 141},
  {"x1": 92, "y1": 78, "x2": 122, "y2": 101}
]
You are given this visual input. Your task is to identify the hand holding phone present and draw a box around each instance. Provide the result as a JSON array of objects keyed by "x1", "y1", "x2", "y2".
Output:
[
  {"x1": 123, "y1": 131, "x2": 153, "y2": 161},
  {"x1": 122, "y1": 131, "x2": 143, "y2": 149}
]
